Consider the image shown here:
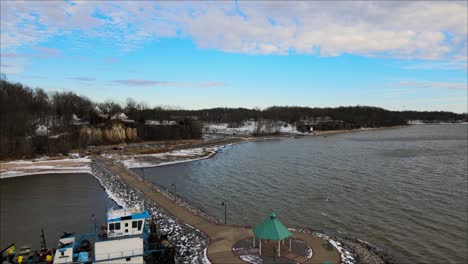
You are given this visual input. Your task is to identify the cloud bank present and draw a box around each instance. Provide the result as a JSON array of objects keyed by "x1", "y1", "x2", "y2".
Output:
[{"x1": 1, "y1": 1, "x2": 467, "y2": 61}]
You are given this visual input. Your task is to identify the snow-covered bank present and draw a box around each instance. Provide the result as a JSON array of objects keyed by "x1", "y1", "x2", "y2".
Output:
[
  {"x1": 0, "y1": 169, "x2": 91, "y2": 179},
  {"x1": 313, "y1": 232, "x2": 356, "y2": 264},
  {"x1": 102, "y1": 147, "x2": 222, "y2": 169},
  {"x1": 0, "y1": 157, "x2": 91, "y2": 179},
  {"x1": 408, "y1": 120, "x2": 468, "y2": 125},
  {"x1": 90, "y1": 159, "x2": 211, "y2": 263},
  {"x1": 204, "y1": 120, "x2": 308, "y2": 136},
  {"x1": 301, "y1": 229, "x2": 393, "y2": 264}
]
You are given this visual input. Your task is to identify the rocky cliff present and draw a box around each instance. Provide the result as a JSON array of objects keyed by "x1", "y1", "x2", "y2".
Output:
[{"x1": 79, "y1": 124, "x2": 137, "y2": 145}]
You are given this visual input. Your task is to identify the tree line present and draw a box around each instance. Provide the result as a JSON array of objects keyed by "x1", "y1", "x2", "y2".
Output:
[{"x1": 1, "y1": 78, "x2": 466, "y2": 157}]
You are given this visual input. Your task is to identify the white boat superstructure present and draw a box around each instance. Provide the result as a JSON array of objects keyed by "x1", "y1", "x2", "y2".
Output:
[
  {"x1": 53, "y1": 235, "x2": 75, "y2": 264},
  {"x1": 52, "y1": 206, "x2": 152, "y2": 264},
  {"x1": 94, "y1": 206, "x2": 149, "y2": 263},
  {"x1": 106, "y1": 206, "x2": 147, "y2": 238}
]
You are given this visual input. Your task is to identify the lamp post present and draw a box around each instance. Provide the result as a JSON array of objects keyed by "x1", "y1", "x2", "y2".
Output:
[
  {"x1": 171, "y1": 183, "x2": 177, "y2": 193},
  {"x1": 140, "y1": 168, "x2": 145, "y2": 182},
  {"x1": 221, "y1": 201, "x2": 227, "y2": 224}
]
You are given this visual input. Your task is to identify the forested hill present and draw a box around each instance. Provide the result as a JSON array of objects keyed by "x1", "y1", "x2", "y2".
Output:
[{"x1": 171, "y1": 107, "x2": 466, "y2": 126}]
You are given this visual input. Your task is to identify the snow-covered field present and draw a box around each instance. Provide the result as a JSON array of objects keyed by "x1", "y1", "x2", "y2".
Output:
[{"x1": 204, "y1": 121, "x2": 308, "y2": 136}]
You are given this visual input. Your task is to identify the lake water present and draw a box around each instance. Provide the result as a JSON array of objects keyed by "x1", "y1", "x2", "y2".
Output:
[
  {"x1": 139, "y1": 125, "x2": 468, "y2": 264},
  {"x1": 0, "y1": 173, "x2": 115, "y2": 249}
]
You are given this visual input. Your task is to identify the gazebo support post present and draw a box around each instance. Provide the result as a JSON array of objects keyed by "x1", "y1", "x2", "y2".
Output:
[
  {"x1": 289, "y1": 238, "x2": 292, "y2": 252},
  {"x1": 278, "y1": 240, "x2": 281, "y2": 257},
  {"x1": 253, "y1": 236, "x2": 256, "y2": 247},
  {"x1": 259, "y1": 239, "x2": 262, "y2": 255}
]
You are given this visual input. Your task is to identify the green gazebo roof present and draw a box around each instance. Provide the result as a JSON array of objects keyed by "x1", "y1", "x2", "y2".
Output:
[{"x1": 253, "y1": 212, "x2": 293, "y2": 240}]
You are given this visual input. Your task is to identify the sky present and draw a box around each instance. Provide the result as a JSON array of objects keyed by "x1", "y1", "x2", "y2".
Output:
[{"x1": 1, "y1": 1, "x2": 467, "y2": 113}]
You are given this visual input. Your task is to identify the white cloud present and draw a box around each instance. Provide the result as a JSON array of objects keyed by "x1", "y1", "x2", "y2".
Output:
[
  {"x1": 388, "y1": 81, "x2": 467, "y2": 90},
  {"x1": 112, "y1": 79, "x2": 227, "y2": 88},
  {"x1": 69, "y1": 77, "x2": 96, "y2": 81},
  {"x1": 402, "y1": 61, "x2": 468, "y2": 70},
  {"x1": 0, "y1": 59, "x2": 28, "y2": 75},
  {"x1": 1, "y1": 1, "x2": 467, "y2": 61}
]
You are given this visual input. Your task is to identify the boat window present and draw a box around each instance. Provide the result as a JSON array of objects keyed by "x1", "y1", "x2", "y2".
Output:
[
  {"x1": 125, "y1": 223, "x2": 128, "y2": 227},
  {"x1": 109, "y1": 223, "x2": 115, "y2": 231},
  {"x1": 132, "y1": 221, "x2": 137, "y2": 228},
  {"x1": 137, "y1": 220, "x2": 142, "y2": 231},
  {"x1": 115, "y1": 223, "x2": 121, "y2": 230},
  {"x1": 126, "y1": 258, "x2": 131, "y2": 261}
]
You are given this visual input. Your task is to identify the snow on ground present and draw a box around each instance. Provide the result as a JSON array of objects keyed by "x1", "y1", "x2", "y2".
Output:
[
  {"x1": 0, "y1": 168, "x2": 91, "y2": 179},
  {"x1": 408, "y1": 120, "x2": 425, "y2": 125},
  {"x1": 239, "y1": 254, "x2": 263, "y2": 264},
  {"x1": 293, "y1": 239, "x2": 314, "y2": 259},
  {"x1": 204, "y1": 121, "x2": 307, "y2": 136},
  {"x1": 91, "y1": 159, "x2": 211, "y2": 264},
  {"x1": 312, "y1": 232, "x2": 356, "y2": 264},
  {"x1": 0, "y1": 156, "x2": 91, "y2": 179},
  {"x1": 408, "y1": 120, "x2": 468, "y2": 125},
  {"x1": 1, "y1": 156, "x2": 90, "y2": 165},
  {"x1": 104, "y1": 147, "x2": 220, "y2": 169}
]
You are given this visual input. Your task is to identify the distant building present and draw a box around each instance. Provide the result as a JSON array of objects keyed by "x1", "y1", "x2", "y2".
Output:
[
  {"x1": 111, "y1": 112, "x2": 129, "y2": 120},
  {"x1": 71, "y1": 114, "x2": 89, "y2": 125},
  {"x1": 35, "y1": 125, "x2": 49, "y2": 136},
  {"x1": 95, "y1": 106, "x2": 103, "y2": 114}
]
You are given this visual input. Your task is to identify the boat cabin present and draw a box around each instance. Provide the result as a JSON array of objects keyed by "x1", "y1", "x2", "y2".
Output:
[
  {"x1": 106, "y1": 207, "x2": 149, "y2": 238},
  {"x1": 94, "y1": 206, "x2": 150, "y2": 263}
]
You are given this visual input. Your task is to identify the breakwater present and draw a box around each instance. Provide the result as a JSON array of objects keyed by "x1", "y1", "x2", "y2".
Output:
[{"x1": 90, "y1": 159, "x2": 210, "y2": 263}]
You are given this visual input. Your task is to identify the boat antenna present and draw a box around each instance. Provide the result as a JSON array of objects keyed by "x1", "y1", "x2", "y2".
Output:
[{"x1": 40, "y1": 228, "x2": 47, "y2": 249}]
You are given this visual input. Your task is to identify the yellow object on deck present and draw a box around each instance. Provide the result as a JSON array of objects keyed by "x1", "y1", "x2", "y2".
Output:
[
  {"x1": 7, "y1": 245, "x2": 15, "y2": 255},
  {"x1": 46, "y1": 254, "x2": 52, "y2": 262},
  {"x1": 17, "y1": 255, "x2": 23, "y2": 264}
]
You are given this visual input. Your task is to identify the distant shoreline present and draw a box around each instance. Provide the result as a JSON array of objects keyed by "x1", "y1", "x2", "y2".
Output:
[{"x1": 312, "y1": 125, "x2": 408, "y2": 137}]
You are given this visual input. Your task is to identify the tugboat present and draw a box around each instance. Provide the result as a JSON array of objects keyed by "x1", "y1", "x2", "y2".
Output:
[
  {"x1": 2, "y1": 206, "x2": 171, "y2": 264},
  {"x1": 53, "y1": 205, "x2": 165, "y2": 263}
]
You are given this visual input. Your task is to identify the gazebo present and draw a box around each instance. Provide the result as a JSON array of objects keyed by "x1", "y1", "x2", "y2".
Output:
[{"x1": 253, "y1": 212, "x2": 293, "y2": 257}]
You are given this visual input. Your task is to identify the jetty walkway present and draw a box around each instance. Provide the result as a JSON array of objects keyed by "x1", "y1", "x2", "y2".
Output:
[{"x1": 94, "y1": 156, "x2": 340, "y2": 264}]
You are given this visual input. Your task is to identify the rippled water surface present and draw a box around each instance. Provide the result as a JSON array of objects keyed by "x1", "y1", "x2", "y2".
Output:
[
  {"x1": 0, "y1": 173, "x2": 115, "y2": 249},
  {"x1": 141, "y1": 125, "x2": 468, "y2": 264}
]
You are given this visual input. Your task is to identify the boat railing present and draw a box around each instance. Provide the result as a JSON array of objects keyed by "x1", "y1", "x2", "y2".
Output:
[{"x1": 94, "y1": 248, "x2": 144, "y2": 262}]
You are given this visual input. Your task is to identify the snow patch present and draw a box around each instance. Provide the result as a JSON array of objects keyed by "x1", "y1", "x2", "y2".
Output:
[
  {"x1": 313, "y1": 232, "x2": 355, "y2": 264},
  {"x1": 204, "y1": 121, "x2": 308, "y2": 136},
  {"x1": 0, "y1": 156, "x2": 91, "y2": 179},
  {"x1": 239, "y1": 254, "x2": 263, "y2": 264},
  {"x1": 107, "y1": 147, "x2": 220, "y2": 169}
]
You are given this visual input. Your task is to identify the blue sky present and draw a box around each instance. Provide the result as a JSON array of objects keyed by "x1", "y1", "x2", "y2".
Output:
[{"x1": 1, "y1": 1, "x2": 467, "y2": 112}]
